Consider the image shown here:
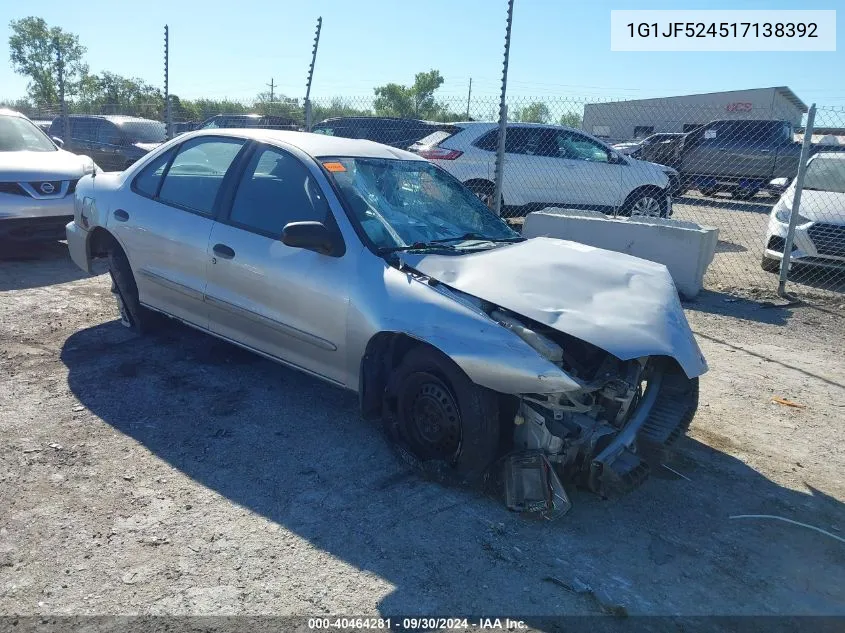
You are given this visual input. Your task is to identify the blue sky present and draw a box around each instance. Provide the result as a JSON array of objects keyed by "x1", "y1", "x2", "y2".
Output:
[{"x1": 2, "y1": 0, "x2": 842, "y2": 107}]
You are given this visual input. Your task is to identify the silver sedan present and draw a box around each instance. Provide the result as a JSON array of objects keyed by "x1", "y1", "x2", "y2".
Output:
[{"x1": 66, "y1": 129, "x2": 706, "y2": 499}]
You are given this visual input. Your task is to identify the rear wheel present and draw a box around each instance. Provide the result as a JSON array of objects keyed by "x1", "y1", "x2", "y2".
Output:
[
  {"x1": 466, "y1": 181, "x2": 503, "y2": 213},
  {"x1": 733, "y1": 188, "x2": 760, "y2": 201},
  {"x1": 761, "y1": 255, "x2": 781, "y2": 273},
  {"x1": 389, "y1": 347, "x2": 500, "y2": 486},
  {"x1": 699, "y1": 186, "x2": 719, "y2": 197},
  {"x1": 108, "y1": 246, "x2": 161, "y2": 334}
]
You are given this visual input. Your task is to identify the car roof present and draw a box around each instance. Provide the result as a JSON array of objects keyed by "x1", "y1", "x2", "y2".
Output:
[
  {"x1": 315, "y1": 116, "x2": 443, "y2": 125},
  {"x1": 0, "y1": 108, "x2": 27, "y2": 119},
  {"x1": 55, "y1": 114, "x2": 161, "y2": 123},
  {"x1": 177, "y1": 129, "x2": 426, "y2": 161}
]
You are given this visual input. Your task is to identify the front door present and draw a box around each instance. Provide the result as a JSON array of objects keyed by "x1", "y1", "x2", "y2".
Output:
[
  {"x1": 109, "y1": 136, "x2": 248, "y2": 329},
  {"x1": 204, "y1": 143, "x2": 351, "y2": 385},
  {"x1": 92, "y1": 121, "x2": 122, "y2": 170}
]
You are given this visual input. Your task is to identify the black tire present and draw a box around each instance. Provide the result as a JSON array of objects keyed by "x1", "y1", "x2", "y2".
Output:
[
  {"x1": 761, "y1": 255, "x2": 781, "y2": 273},
  {"x1": 620, "y1": 188, "x2": 667, "y2": 218},
  {"x1": 388, "y1": 346, "x2": 500, "y2": 486},
  {"x1": 699, "y1": 186, "x2": 719, "y2": 197},
  {"x1": 108, "y1": 246, "x2": 161, "y2": 334},
  {"x1": 733, "y1": 188, "x2": 759, "y2": 201},
  {"x1": 466, "y1": 181, "x2": 502, "y2": 213}
]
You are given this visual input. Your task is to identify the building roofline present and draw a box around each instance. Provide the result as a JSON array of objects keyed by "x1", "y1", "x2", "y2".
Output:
[{"x1": 585, "y1": 87, "x2": 808, "y2": 112}]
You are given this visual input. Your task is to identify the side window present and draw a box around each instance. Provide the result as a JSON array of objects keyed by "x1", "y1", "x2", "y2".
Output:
[
  {"x1": 556, "y1": 132, "x2": 610, "y2": 163},
  {"x1": 228, "y1": 146, "x2": 330, "y2": 237},
  {"x1": 472, "y1": 129, "x2": 499, "y2": 152},
  {"x1": 132, "y1": 148, "x2": 176, "y2": 198},
  {"x1": 158, "y1": 138, "x2": 245, "y2": 215},
  {"x1": 72, "y1": 119, "x2": 99, "y2": 142},
  {"x1": 96, "y1": 123, "x2": 120, "y2": 146},
  {"x1": 504, "y1": 127, "x2": 539, "y2": 155}
]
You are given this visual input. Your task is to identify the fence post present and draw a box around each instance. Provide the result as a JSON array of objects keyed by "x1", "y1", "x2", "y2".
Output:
[
  {"x1": 55, "y1": 37, "x2": 69, "y2": 147},
  {"x1": 493, "y1": 0, "x2": 515, "y2": 217},
  {"x1": 304, "y1": 16, "x2": 322, "y2": 132},
  {"x1": 778, "y1": 103, "x2": 816, "y2": 297},
  {"x1": 164, "y1": 25, "x2": 172, "y2": 140}
]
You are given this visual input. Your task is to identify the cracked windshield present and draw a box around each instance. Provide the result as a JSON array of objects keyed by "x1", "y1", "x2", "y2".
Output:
[{"x1": 324, "y1": 157, "x2": 519, "y2": 250}]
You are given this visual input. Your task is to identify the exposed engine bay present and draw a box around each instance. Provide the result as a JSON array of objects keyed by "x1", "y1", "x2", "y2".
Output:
[
  {"x1": 489, "y1": 304, "x2": 699, "y2": 518},
  {"x1": 426, "y1": 284, "x2": 695, "y2": 518}
]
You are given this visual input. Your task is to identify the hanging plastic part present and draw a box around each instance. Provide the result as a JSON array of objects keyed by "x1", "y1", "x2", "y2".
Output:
[{"x1": 503, "y1": 452, "x2": 571, "y2": 520}]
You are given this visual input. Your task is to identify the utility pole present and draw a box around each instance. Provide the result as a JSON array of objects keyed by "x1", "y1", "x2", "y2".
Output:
[
  {"x1": 267, "y1": 78, "x2": 275, "y2": 103},
  {"x1": 304, "y1": 16, "x2": 322, "y2": 131},
  {"x1": 466, "y1": 78, "x2": 472, "y2": 120},
  {"x1": 493, "y1": 0, "x2": 515, "y2": 217}
]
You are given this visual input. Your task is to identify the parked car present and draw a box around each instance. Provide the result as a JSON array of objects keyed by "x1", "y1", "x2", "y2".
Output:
[
  {"x1": 31, "y1": 119, "x2": 53, "y2": 133},
  {"x1": 48, "y1": 115, "x2": 165, "y2": 171},
  {"x1": 312, "y1": 117, "x2": 453, "y2": 150},
  {"x1": 65, "y1": 129, "x2": 705, "y2": 498},
  {"x1": 613, "y1": 133, "x2": 684, "y2": 158},
  {"x1": 637, "y1": 119, "x2": 845, "y2": 200},
  {"x1": 762, "y1": 152, "x2": 845, "y2": 273},
  {"x1": 0, "y1": 109, "x2": 97, "y2": 243},
  {"x1": 410, "y1": 122, "x2": 676, "y2": 217},
  {"x1": 196, "y1": 114, "x2": 298, "y2": 131}
]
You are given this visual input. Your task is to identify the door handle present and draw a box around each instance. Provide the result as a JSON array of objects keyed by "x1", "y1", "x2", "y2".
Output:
[
  {"x1": 213, "y1": 243, "x2": 236, "y2": 259},
  {"x1": 113, "y1": 209, "x2": 129, "y2": 222}
]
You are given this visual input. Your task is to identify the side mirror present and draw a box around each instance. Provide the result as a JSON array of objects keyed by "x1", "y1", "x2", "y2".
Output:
[
  {"x1": 282, "y1": 221, "x2": 344, "y2": 257},
  {"x1": 52, "y1": 137, "x2": 64, "y2": 148}
]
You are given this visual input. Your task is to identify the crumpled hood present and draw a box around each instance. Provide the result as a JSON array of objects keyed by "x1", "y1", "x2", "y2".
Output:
[
  {"x1": 0, "y1": 149, "x2": 93, "y2": 181},
  {"x1": 402, "y1": 237, "x2": 707, "y2": 378}
]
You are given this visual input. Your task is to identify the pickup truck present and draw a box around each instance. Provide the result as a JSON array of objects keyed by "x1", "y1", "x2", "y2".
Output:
[{"x1": 635, "y1": 119, "x2": 843, "y2": 200}]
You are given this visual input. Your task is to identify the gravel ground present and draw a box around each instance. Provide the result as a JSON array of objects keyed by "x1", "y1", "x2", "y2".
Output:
[{"x1": 1, "y1": 240, "x2": 844, "y2": 624}]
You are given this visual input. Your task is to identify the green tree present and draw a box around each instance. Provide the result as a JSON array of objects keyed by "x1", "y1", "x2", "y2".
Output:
[
  {"x1": 373, "y1": 69, "x2": 445, "y2": 119},
  {"x1": 513, "y1": 101, "x2": 550, "y2": 123},
  {"x1": 254, "y1": 92, "x2": 301, "y2": 119},
  {"x1": 75, "y1": 71, "x2": 164, "y2": 118},
  {"x1": 9, "y1": 17, "x2": 88, "y2": 106},
  {"x1": 312, "y1": 97, "x2": 373, "y2": 122},
  {"x1": 559, "y1": 111, "x2": 583, "y2": 128}
]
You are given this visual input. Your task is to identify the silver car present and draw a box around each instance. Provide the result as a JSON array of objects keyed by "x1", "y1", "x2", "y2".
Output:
[
  {"x1": 66, "y1": 129, "x2": 706, "y2": 498},
  {"x1": 0, "y1": 109, "x2": 97, "y2": 243}
]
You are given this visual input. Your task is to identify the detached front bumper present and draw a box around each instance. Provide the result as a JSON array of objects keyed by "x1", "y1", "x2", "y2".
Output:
[{"x1": 66, "y1": 220, "x2": 93, "y2": 273}]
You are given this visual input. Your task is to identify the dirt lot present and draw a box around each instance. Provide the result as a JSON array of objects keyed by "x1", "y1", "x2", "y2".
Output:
[{"x1": 1, "y1": 242, "x2": 844, "y2": 624}]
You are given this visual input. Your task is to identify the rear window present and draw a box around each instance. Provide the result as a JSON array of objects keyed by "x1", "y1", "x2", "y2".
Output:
[{"x1": 414, "y1": 128, "x2": 459, "y2": 148}]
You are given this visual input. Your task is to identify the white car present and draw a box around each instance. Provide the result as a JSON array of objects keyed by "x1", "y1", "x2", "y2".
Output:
[
  {"x1": 0, "y1": 109, "x2": 97, "y2": 243},
  {"x1": 762, "y1": 152, "x2": 845, "y2": 273},
  {"x1": 410, "y1": 122, "x2": 676, "y2": 217}
]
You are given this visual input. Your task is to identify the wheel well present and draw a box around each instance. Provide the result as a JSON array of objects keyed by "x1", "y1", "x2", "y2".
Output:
[
  {"x1": 463, "y1": 178, "x2": 494, "y2": 191},
  {"x1": 88, "y1": 227, "x2": 120, "y2": 259},
  {"x1": 358, "y1": 332, "x2": 429, "y2": 420},
  {"x1": 622, "y1": 184, "x2": 665, "y2": 209}
]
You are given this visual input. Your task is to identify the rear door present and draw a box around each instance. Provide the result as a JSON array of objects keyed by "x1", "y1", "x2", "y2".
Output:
[
  {"x1": 110, "y1": 136, "x2": 248, "y2": 329},
  {"x1": 534, "y1": 128, "x2": 623, "y2": 208},
  {"x1": 93, "y1": 121, "x2": 122, "y2": 170},
  {"x1": 724, "y1": 121, "x2": 780, "y2": 179},
  {"x1": 68, "y1": 118, "x2": 100, "y2": 157},
  {"x1": 204, "y1": 143, "x2": 350, "y2": 384}
]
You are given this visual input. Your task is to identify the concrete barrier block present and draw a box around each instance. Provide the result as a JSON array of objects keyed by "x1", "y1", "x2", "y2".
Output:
[{"x1": 522, "y1": 210, "x2": 719, "y2": 299}]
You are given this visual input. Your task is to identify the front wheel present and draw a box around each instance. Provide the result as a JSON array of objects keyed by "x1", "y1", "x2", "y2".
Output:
[
  {"x1": 622, "y1": 190, "x2": 667, "y2": 218},
  {"x1": 733, "y1": 188, "x2": 760, "y2": 201},
  {"x1": 108, "y1": 246, "x2": 162, "y2": 334},
  {"x1": 389, "y1": 347, "x2": 500, "y2": 486},
  {"x1": 761, "y1": 255, "x2": 781, "y2": 273}
]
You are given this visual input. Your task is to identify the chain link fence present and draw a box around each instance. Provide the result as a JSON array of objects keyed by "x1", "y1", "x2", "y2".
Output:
[{"x1": 5, "y1": 93, "x2": 844, "y2": 299}]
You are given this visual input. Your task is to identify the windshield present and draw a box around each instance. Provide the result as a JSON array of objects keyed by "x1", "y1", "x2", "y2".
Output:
[
  {"x1": 0, "y1": 115, "x2": 57, "y2": 152},
  {"x1": 324, "y1": 157, "x2": 519, "y2": 251},
  {"x1": 804, "y1": 155, "x2": 845, "y2": 194},
  {"x1": 119, "y1": 121, "x2": 166, "y2": 143}
]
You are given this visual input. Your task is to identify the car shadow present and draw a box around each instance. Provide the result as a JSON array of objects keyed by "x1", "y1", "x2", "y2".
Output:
[
  {"x1": 0, "y1": 240, "x2": 93, "y2": 291},
  {"x1": 714, "y1": 240, "x2": 747, "y2": 254},
  {"x1": 682, "y1": 289, "x2": 792, "y2": 326},
  {"x1": 59, "y1": 319, "x2": 845, "y2": 621},
  {"x1": 675, "y1": 194, "x2": 774, "y2": 215}
]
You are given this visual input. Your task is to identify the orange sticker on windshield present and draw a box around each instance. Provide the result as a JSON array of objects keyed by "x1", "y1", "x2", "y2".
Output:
[{"x1": 322, "y1": 161, "x2": 346, "y2": 172}]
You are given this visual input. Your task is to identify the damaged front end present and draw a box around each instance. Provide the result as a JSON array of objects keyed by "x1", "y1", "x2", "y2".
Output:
[{"x1": 490, "y1": 307, "x2": 699, "y2": 517}]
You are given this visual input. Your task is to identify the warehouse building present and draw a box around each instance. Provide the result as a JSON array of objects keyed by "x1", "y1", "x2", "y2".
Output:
[{"x1": 583, "y1": 87, "x2": 807, "y2": 142}]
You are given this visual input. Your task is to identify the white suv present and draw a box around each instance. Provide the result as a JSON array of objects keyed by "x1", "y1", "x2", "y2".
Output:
[{"x1": 411, "y1": 122, "x2": 676, "y2": 217}]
